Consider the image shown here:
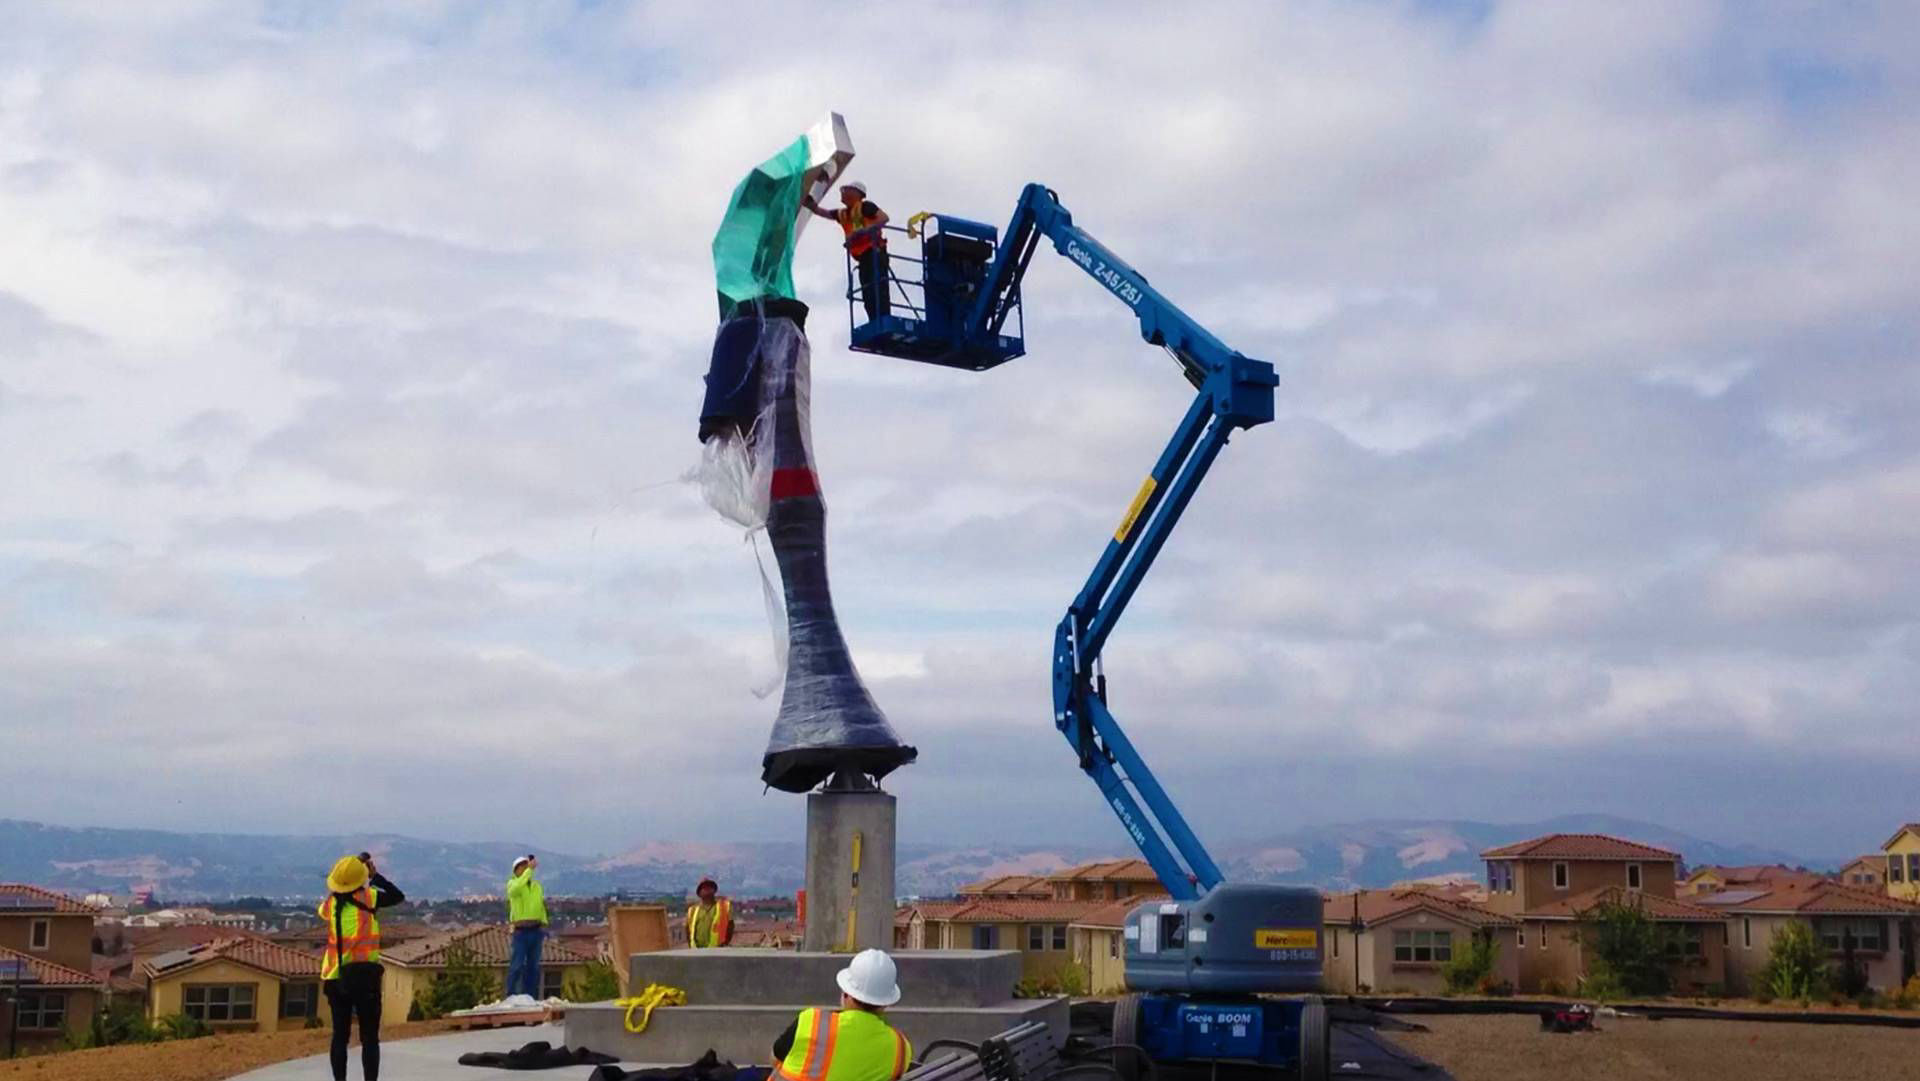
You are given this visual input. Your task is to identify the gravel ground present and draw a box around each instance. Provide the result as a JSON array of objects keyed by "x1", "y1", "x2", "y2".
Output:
[
  {"x1": 1384, "y1": 1013, "x2": 1920, "y2": 1081},
  {"x1": 0, "y1": 1020, "x2": 456, "y2": 1081}
]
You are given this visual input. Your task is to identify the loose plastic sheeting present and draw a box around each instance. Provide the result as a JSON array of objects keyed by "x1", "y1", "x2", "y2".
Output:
[
  {"x1": 695, "y1": 309, "x2": 916, "y2": 793},
  {"x1": 710, "y1": 113, "x2": 854, "y2": 320}
]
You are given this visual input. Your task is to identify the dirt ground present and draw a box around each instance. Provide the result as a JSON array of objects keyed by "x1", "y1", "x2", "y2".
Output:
[
  {"x1": 0, "y1": 1020, "x2": 456, "y2": 1081},
  {"x1": 1385, "y1": 1013, "x2": 1920, "y2": 1081}
]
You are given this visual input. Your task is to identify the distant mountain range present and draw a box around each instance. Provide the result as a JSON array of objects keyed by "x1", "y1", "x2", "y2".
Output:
[{"x1": 0, "y1": 814, "x2": 1822, "y2": 901}]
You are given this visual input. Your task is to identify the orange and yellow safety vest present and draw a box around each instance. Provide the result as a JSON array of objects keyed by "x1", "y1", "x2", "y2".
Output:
[
  {"x1": 837, "y1": 204, "x2": 882, "y2": 258},
  {"x1": 318, "y1": 887, "x2": 381, "y2": 980},
  {"x1": 774, "y1": 1007, "x2": 911, "y2": 1081}
]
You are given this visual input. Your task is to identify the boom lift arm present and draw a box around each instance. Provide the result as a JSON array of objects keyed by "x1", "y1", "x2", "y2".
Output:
[{"x1": 970, "y1": 185, "x2": 1278, "y2": 901}]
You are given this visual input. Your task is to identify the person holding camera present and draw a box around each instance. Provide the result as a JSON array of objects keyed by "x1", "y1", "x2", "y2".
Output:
[
  {"x1": 319, "y1": 852, "x2": 406, "y2": 1081},
  {"x1": 505, "y1": 854, "x2": 549, "y2": 999}
]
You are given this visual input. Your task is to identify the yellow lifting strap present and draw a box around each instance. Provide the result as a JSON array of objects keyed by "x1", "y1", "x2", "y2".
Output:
[
  {"x1": 905, "y1": 212, "x2": 933, "y2": 240},
  {"x1": 615, "y1": 983, "x2": 687, "y2": 1034}
]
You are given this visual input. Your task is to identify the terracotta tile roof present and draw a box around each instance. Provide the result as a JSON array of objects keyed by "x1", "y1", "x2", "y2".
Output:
[
  {"x1": 1882, "y1": 824, "x2": 1920, "y2": 850},
  {"x1": 1688, "y1": 865, "x2": 1820, "y2": 886},
  {"x1": 956, "y1": 874, "x2": 1054, "y2": 897},
  {"x1": 904, "y1": 901, "x2": 969, "y2": 922},
  {"x1": 0, "y1": 883, "x2": 95, "y2": 915},
  {"x1": 922, "y1": 899, "x2": 1103, "y2": 924},
  {"x1": 1047, "y1": 859, "x2": 1161, "y2": 883},
  {"x1": 1526, "y1": 886, "x2": 1725, "y2": 922},
  {"x1": 1699, "y1": 879, "x2": 1920, "y2": 916},
  {"x1": 382, "y1": 925, "x2": 595, "y2": 968},
  {"x1": 131, "y1": 924, "x2": 271, "y2": 956},
  {"x1": 1321, "y1": 889, "x2": 1517, "y2": 929},
  {"x1": 142, "y1": 937, "x2": 321, "y2": 982},
  {"x1": 0, "y1": 945, "x2": 102, "y2": 988},
  {"x1": 1071, "y1": 896, "x2": 1170, "y2": 929},
  {"x1": 1479, "y1": 833, "x2": 1679, "y2": 862}
]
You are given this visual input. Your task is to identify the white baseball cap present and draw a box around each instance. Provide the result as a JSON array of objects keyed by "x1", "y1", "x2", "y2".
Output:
[
  {"x1": 835, "y1": 948, "x2": 901, "y2": 1007},
  {"x1": 840, "y1": 180, "x2": 867, "y2": 196}
]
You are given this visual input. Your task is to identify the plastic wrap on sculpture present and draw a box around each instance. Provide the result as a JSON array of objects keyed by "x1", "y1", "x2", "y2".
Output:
[{"x1": 700, "y1": 308, "x2": 917, "y2": 793}]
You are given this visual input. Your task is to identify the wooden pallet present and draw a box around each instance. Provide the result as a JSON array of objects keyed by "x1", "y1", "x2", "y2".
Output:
[{"x1": 447, "y1": 1006, "x2": 567, "y2": 1030}]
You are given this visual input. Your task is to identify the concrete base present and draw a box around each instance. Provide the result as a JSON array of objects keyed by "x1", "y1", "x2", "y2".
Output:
[
  {"x1": 626, "y1": 949, "x2": 1025, "y2": 1007},
  {"x1": 570, "y1": 948, "x2": 1066, "y2": 1066},
  {"x1": 566, "y1": 999, "x2": 1068, "y2": 1066},
  {"x1": 804, "y1": 790, "x2": 896, "y2": 952}
]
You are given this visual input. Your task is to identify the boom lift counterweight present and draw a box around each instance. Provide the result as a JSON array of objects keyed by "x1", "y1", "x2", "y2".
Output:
[{"x1": 849, "y1": 183, "x2": 1329, "y2": 1080}]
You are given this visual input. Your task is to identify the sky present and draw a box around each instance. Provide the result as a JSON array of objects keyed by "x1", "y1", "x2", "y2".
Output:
[{"x1": 1, "y1": 2, "x2": 1916, "y2": 863}]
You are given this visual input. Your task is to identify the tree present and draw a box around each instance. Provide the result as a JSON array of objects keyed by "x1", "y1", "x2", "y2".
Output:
[
  {"x1": 1758, "y1": 920, "x2": 1828, "y2": 1004},
  {"x1": 562, "y1": 961, "x2": 621, "y2": 1003},
  {"x1": 415, "y1": 945, "x2": 501, "y2": 1019},
  {"x1": 1579, "y1": 899, "x2": 1672, "y2": 998}
]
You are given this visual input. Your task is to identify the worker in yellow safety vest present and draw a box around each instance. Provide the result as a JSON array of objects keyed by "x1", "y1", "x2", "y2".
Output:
[
  {"x1": 318, "y1": 852, "x2": 406, "y2": 1081},
  {"x1": 804, "y1": 180, "x2": 891, "y2": 323},
  {"x1": 687, "y1": 877, "x2": 733, "y2": 948},
  {"x1": 506, "y1": 855, "x2": 550, "y2": 998},
  {"x1": 771, "y1": 949, "x2": 912, "y2": 1081}
]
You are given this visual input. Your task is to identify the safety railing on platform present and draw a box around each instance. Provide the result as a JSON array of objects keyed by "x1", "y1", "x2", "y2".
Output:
[{"x1": 844, "y1": 221, "x2": 928, "y2": 334}]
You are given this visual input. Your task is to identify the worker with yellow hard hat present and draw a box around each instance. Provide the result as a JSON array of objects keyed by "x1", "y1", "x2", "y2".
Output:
[
  {"x1": 770, "y1": 949, "x2": 912, "y2": 1081},
  {"x1": 318, "y1": 852, "x2": 407, "y2": 1081}
]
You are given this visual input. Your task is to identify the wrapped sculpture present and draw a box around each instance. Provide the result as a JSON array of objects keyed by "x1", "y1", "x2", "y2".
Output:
[{"x1": 698, "y1": 114, "x2": 917, "y2": 794}]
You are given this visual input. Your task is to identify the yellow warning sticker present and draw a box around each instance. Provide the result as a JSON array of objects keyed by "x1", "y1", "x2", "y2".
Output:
[
  {"x1": 1114, "y1": 477, "x2": 1158, "y2": 543},
  {"x1": 1254, "y1": 929, "x2": 1319, "y2": 950}
]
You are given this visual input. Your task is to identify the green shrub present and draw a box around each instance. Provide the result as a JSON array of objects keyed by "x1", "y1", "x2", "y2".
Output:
[
  {"x1": 1578, "y1": 900, "x2": 1672, "y2": 998},
  {"x1": 414, "y1": 945, "x2": 502, "y2": 1019},
  {"x1": 1758, "y1": 921, "x2": 1828, "y2": 1005},
  {"x1": 1440, "y1": 934, "x2": 1500, "y2": 995},
  {"x1": 563, "y1": 960, "x2": 622, "y2": 1003},
  {"x1": 87, "y1": 1000, "x2": 158, "y2": 1046},
  {"x1": 1894, "y1": 975, "x2": 1920, "y2": 1010},
  {"x1": 155, "y1": 1012, "x2": 211, "y2": 1041}
]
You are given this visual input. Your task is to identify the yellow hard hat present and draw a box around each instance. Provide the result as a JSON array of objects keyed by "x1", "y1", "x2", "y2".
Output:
[{"x1": 327, "y1": 855, "x2": 369, "y2": 894}]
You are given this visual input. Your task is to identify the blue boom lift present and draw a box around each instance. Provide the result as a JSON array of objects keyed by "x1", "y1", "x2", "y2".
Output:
[{"x1": 846, "y1": 185, "x2": 1330, "y2": 1080}]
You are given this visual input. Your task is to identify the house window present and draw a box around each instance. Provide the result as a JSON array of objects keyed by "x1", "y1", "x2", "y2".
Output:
[
  {"x1": 1392, "y1": 929, "x2": 1452, "y2": 964},
  {"x1": 1517, "y1": 926, "x2": 1526, "y2": 948},
  {"x1": 1819, "y1": 919, "x2": 1884, "y2": 953},
  {"x1": 1742, "y1": 918, "x2": 1752, "y2": 949},
  {"x1": 281, "y1": 982, "x2": 318, "y2": 1019},
  {"x1": 1109, "y1": 935, "x2": 1120, "y2": 959},
  {"x1": 971, "y1": 925, "x2": 998, "y2": 950},
  {"x1": 542, "y1": 968, "x2": 565, "y2": 999},
  {"x1": 14, "y1": 991, "x2": 66, "y2": 1030},
  {"x1": 1663, "y1": 925, "x2": 1704, "y2": 958},
  {"x1": 1626, "y1": 864, "x2": 1642, "y2": 891},
  {"x1": 29, "y1": 919, "x2": 50, "y2": 951},
  {"x1": 1052, "y1": 925, "x2": 1068, "y2": 951},
  {"x1": 1028, "y1": 924, "x2": 1045, "y2": 951},
  {"x1": 1539, "y1": 923, "x2": 1549, "y2": 951},
  {"x1": 1552, "y1": 863, "x2": 1569, "y2": 890},
  {"x1": 184, "y1": 984, "x2": 257, "y2": 1023},
  {"x1": 1893, "y1": 859, "x2": 1906, "y2": 883},
  {"x1": 1909, "y1": 854, "x2": 1920, "y2": 882},
  {"x1": 1486, "y1": 862, "x2": 1498, "y2": 891},
  {"x1": 1331, "y1": 930, "x2": 1339, "y2": 958}
]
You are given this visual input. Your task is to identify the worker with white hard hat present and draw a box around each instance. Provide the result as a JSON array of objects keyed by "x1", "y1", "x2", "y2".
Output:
[
  {"x1": 803, "y1": 178, "x2": 892, "y2": 323},
  {"x1": 770, "y1": 948, "x2": 912, "y2": 1081}
]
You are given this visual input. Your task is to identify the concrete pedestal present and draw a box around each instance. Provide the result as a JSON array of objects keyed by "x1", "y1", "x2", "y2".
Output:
[
  {"x1": 564, "y1": 950, "x2": 1065, "y2": 1066},
  {"x1": 803, "y1": 790, "x2": 896, "y2": 953}
]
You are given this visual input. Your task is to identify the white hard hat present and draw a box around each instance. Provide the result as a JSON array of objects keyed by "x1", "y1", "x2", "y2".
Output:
[
  {"x1": 840, "y1": 180, "x2": 867, "y2": 196},
  {"x1": 835, "y1": 948, "x2": 901, "y2": 1007}
]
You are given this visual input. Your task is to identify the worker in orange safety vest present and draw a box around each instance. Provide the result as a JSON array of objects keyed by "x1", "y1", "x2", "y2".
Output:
[
  {"x1": 771, "y1": 949, "x2": 912, "y2": 1081},
  {"x1": 804, "y1": 180, "x2": 891, "y2": 323},
  {"x1": 318, "y1": 852, "x2": 406, "y2": 1081},
  {"x1": 687, "y1": 877, "x2": 734, "y2": 948}
]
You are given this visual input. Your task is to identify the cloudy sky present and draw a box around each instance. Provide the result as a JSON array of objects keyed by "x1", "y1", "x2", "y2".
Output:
[{"x1": 2, "y1": 2, "x2": 1915, "y2": 862}]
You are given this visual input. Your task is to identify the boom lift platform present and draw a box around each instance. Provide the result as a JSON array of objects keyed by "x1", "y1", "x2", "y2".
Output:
[{"x1": 846, "y1": 185, "x2": 1330, "y2": 1080}]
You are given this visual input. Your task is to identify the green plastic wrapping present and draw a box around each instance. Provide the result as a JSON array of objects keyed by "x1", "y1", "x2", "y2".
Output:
[{"x1": 711, "y1": 134, "x2": 813, "y2": 320}]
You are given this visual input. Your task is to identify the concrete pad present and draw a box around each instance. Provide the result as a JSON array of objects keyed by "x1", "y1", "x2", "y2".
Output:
[
  {"x1": 628, "y1": 949, "x2": 1025, "y2": 1008},
  {"x1": 228, "y1": 1023, "x2": 662, "y2": 1081},
  {"x1": 567, "y1": 998, "x2": 1069, "y2": 1067}
]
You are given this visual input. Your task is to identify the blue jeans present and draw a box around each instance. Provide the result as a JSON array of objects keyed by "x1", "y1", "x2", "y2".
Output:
[{"x1": 507, "y1": 926, "x2": 545, "y2": 998}]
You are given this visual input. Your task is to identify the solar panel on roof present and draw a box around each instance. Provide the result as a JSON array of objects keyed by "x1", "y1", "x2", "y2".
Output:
[
  {"x1": 1699, "y1": 889, "x2": 1766, "y2": 905},
  {"x1": 148, "y1": 949, "x2": 197, "y2": 972},
  {"x1": 0, "y1": 959, "x2": 30, "y2": 981},
  {"x1": 0, "y1": 896, "x2": 55, "y2": 911}
]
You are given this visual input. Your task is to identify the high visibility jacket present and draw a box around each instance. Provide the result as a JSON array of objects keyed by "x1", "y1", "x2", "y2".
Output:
[
  {"x1": 686, "y1": 898, "x2": 732, "y2": 948},
  {"x1": 837, "y1": 203, "x2": 883, "y2": 258},
  {"x1": 318, "y1": 887, "x2": 381, "y2": 980},
  {"x1": 774, "y1": 1007, "x2": 911, "y2": 1081},
  {"x1": 508, "y1": 869, "x2": 548, "y2": 925}
]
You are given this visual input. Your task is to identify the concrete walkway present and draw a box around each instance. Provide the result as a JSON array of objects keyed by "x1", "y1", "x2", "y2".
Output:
[{"x1": 229, "y1": 1023, "x2": 649, "y2": 1081}]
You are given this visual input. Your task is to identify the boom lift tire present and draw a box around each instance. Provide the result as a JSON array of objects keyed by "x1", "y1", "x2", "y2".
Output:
[
  {"x1": 1110, "y1": 993, "x2": 1145, "y2": 1081},
  {"x1": 1298, "y1": 998, "x2": 1329, "y2": 1081}
]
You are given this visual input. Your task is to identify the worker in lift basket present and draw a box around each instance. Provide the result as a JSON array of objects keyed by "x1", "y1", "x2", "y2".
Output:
[
  {"x1": 805, "y1": 180, "x2": 891, "y2": 323},
  {"x1": 687, "y1": 877, "x2": 734, "y2": 948},
  {"x1": 770, "y1": 949, "x2": 913, "y2": 1081}
]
